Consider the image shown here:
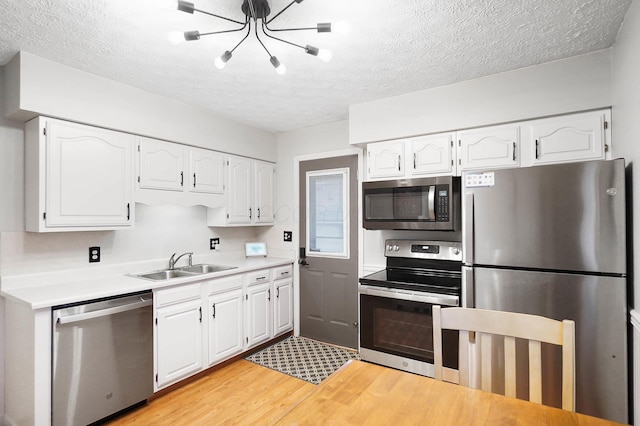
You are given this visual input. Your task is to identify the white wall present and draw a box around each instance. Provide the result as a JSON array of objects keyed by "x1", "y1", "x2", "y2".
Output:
[
  {"x1": 4, "y1": 52, "x2": 278, "y2": 162},
  {"x1": 349, "y1": 50, "x2": 612, "y2": 144},
  {"x1": 611, "y1": 2, "x2": 640, "y2": 424}
]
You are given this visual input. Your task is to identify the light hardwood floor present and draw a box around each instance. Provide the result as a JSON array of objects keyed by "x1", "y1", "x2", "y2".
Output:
[{"x1": 106, "y1": 360, "x2": 316, "y2": 425}]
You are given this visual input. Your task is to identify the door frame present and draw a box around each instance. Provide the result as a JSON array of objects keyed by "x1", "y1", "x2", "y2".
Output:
[{"x1": 293, "y1": 148, "x2": 364, "y2": 337}]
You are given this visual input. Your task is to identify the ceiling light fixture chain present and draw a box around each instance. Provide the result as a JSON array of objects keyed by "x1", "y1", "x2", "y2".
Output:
[{"x1": 166, "y1": 0, "x2": 348, "y2": 74}]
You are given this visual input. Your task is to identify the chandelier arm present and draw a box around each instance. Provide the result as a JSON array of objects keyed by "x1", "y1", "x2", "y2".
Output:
[
  {"x1": 199, "y1": 19, "x2": 249, "y2": 37},
  {"x1": 193, "y1": 7, "x2": 246, "y2": 25},
  {"x1": 265, "y1": 0, "x2": 299, "y2": 25},
  {"x1": 254, "y1": 19, "x2": 274, "y2": 58},
  {"x1": 261, "y1": 21, "x2": 305, "y2": 50},
  {"x1": 229, "y1": 18, "x2": 253, "y2": 53},
  {"x1": 264, "y1": 23, "x2": 319, "y2": 32}
]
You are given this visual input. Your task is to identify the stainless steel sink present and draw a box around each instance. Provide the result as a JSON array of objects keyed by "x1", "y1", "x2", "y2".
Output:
[
  {"x1": 135, "y1": 269, "x2": 196, "y2": 281},
  {"x1": 132, "y1": 264, "x2": 236, "y2": 281},
  {"x1": 179, "y1": 264, "x2": 237, "y2": 274}
]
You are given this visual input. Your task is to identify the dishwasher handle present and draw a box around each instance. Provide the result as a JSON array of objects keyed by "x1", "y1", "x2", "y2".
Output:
[{"x1": 57, "y1": 298, "x2": 153, "y2": 325}]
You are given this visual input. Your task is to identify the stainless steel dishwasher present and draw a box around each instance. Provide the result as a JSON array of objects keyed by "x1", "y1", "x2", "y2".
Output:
[{"x1": 52, "y1": 291, "x2": 153, "y2": 426}]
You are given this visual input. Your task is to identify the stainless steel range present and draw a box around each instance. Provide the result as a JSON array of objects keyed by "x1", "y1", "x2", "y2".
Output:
[{"x1": 358, "y1": 239, "x2": 462, "y2": 378}]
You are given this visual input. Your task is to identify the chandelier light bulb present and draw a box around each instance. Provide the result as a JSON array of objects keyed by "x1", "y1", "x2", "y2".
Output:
[
  {"x1": 214, "y1": 51, "x2": 233, "y2": 70},
  {"x1": 332, "y1": 20, "x2": 351, "y2": 35},
  {"x1": 317, "y1": 49, "x2": 333, "y2": 62},
  {"x1": 167, "y1": 31, "x2": 186, "y2": 45},
  {"x1": 158, "y1": 0, "x2": 178, "y2": 10},
  {"x1": 270, "y1": 56, "x2": 287, "y2": 75}
]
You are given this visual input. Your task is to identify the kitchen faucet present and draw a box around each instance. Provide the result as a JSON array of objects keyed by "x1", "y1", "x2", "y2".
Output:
[{"x1": 168, "y1": 252, "x2": 193, "y2": 270}]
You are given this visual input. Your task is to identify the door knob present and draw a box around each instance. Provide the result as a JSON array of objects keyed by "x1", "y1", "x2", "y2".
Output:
[{"x1": 298, "y1": 259, "x2": 309, "y2": 266}]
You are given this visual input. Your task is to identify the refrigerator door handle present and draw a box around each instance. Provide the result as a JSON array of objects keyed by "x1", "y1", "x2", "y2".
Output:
[
  {"x1": 462, "y1": 193, "x2": 474, "y2": 264},
  {"x1": 462, "y1": 266, "x2": 474, "y2": 308}
]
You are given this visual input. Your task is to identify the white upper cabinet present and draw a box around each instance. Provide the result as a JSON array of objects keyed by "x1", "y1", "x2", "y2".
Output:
[
  {"x1": 457, "y1": 124, "x2": 520, "y2": 171},
  {"x1": 207, "y1": 156, "x2": 275, "y2": 227},
  {"x1": 367, "y1": 141, "x2": 405, "y2": 179},
  {"x1": 254, "y1": 160, "x2": 275, "y2": 224},
  {"x1": 136, "y1": 137, "x2": 225, "y2": 207},
  {"x1": 25, "y1": 117, "x2": 135, "y2": 232},
  {"x1": 139, "y1": 137, "x2": 185, "y2": 191},
  {"x1": 528, "y1": 110, "x2": 609, "y2": 166},
  {"x1": 407, "y1": 133, "x2": 456, "y2": 177},
  {"x1": 190, "y1": 147, "x2": 224, "y2": 194}
]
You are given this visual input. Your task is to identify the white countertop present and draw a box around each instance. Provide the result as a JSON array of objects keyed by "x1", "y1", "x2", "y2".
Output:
[{"x1": 1, "y1": 255, "x2": 294, "y2": 310}]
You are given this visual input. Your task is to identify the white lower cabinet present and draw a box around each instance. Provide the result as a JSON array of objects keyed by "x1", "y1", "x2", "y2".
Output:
[
  {"x1": 206, "y1": 277, "x2": 244, "y2": 366},
  {"x1": 154, "y1": 284, "x2": 204, "y2": 390},
  {"x1": 245, "y1": 269, "x2": 273, "y2": 349},
  {"x1": 153, "y1": 263, "x2": 294, "y2": 391}
]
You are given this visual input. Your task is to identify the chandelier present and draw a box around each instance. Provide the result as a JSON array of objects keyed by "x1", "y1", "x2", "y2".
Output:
[{"x1": 166, "y1": 0, "x2": 348, "y2": 75}]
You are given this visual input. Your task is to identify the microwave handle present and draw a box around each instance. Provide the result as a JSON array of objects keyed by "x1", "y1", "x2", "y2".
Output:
[{"x1": 427, "y1": 186, "x2": 436, "y2": 221}]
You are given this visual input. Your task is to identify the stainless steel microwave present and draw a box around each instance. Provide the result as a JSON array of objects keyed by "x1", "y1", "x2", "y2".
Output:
[{"x1": 362, "y1": 176, "x2": 460, "y2": 230}]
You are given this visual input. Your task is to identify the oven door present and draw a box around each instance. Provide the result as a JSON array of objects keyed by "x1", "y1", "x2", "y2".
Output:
[{"x1": 359, "y1": 286, "x2": 458, "y2": 378}]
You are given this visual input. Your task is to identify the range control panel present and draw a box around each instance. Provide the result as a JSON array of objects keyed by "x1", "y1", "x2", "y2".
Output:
[{"x1": 384, "y1": 239, "x2": 462, "y2": 261}]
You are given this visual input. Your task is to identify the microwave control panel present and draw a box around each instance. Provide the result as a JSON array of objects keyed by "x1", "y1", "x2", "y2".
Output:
[{"x1": 436, "y1": 184, "x2": 449, "y2": 222}]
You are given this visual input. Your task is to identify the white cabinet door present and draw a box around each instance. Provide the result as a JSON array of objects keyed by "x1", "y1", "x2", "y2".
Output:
[
  {"x1": 407, "y1": 133, "x2": 455, "y2": 177},
  {"x1": 245, "y1": 282, "x2": 272, "y2": 348},
  {"x1": 207, "y1": 288, "x2": 244, "y2": 365},
  {"x1": 139, "y1": 137, "x2": 185, "y2": 191},
  {"x1": 254, "y1": 161, "x2": 275, "y2": 224},
  {"x1": 367, "y1": 141, "x2": 404, "y2": 179},
  {"x1": 190, "y1": 148, "x2": 224, "y2": 194},
  {"x1": 273, "y1": 278, "x2": 293, "y2": 336},
  {"x1": 458, "y1": 124, "x2": 520, "y2": 171},
  {"x1": 529, "y1": 111, "x2": 607, "y2": 165},
  {"x1": 155, "y1": 298, "x2": 203, "y2": 389},
  {"x1": 30, "y1": 118, "x2": 134, "y2": 230},
  {"x1": 226, "y1": 156, "x2": 253, "y2": 224}
]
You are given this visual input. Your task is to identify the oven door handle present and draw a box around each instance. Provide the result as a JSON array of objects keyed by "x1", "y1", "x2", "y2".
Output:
[{"x1": 359, "y1": 286, "x2": 458, "y2": 307}]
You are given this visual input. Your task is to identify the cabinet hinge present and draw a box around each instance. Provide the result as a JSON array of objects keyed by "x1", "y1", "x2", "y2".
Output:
[
  {"x1": 451, "y1": 160, "x2": 454, "y2": 166},
  {"x1": 604, "y1": 121, "x2": 609, "y2": 130},
  {"x1": 155, "y1": 317, "x2": 157, "y2": 325},
  {"x1": 458, "y1": 159, "x2": 462, "y2": 166},
  {"x1": 137, "y1": 144, "x2": 141, "y2": 152},
  {"x1": 155, "y1": 373, "x2": 158, "y2": 382},
  {"x1": 43, "y1": 212, "x2": 46, "y2": 220},
  {"x1": 451, "y1": 140, "x2": 454, "y2": 147},
  {"x1": 458, "y1": 140, "x2": 461, "y2": 147},
  {"x1": 137, "y1": 176, "x2": 140, "y2": 183},
  {"x1": 226, "y1": 213, "x2": 229, "y2": 219},
  {"x1": 246, "y1": 337, "x2": 249, "y2": 344},
  {"x1": 227, "y1": 160, "x2": 230, "y2": 166},
  {"x1": 605, "y1": 144, "x2": 610, "y2": 153},
  {"x1": 43, "y1": 128, "x2": 47, "y2": 136},
  {"x1": 245, "y1": 294, "x2": 248, "y2": 300}
]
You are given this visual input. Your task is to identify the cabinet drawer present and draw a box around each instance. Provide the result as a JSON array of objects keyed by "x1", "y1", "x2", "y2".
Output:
[
  {"x1": 206, "y1": 274, "x2": 244, "y2": 295},
  {"x1": 246, "y1": 269, "x2": 271, "y2": 286},
  {"x1": 273, "y1": 265, "x2": 293, "y2": 281},
  {"x1": 155, "y1": 283, "x2": 201, "y2": 307}
]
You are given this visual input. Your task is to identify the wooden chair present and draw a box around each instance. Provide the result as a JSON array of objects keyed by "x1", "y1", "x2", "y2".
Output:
[{"x1": 432, "y1": 306, "x2": 576, "y2": 411}]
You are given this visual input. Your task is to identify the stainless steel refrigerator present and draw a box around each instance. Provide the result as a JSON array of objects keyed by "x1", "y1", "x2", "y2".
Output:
[{"x1": 461, "y1": 158, "x2": 628, "y2": 423}]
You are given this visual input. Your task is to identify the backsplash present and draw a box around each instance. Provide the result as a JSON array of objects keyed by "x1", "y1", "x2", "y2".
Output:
[{"x1": 0, "y1": 204, "x2": 260, "y2": 278}]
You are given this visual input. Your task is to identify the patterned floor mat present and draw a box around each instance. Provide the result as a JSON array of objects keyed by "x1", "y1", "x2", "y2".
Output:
[{"x1": 245, "y1": 336, "x2": 360, "y2": 385}]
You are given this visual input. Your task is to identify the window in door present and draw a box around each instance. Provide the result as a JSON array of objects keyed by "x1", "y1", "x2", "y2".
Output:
[{"x1": 306, "y1": 168, "x2": 349, "y2": 258}]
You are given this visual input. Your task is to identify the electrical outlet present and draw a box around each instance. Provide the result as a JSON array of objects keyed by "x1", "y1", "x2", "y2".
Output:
[
  {"x1": 210, "y1": 238, "x2": 220, "y2": 250},
  {"x1": 283, "y1": 231, "x2": 292, "y2": 242},
  {"x1": 89, "y1": 246, "x2": 101, "y2": 263}
]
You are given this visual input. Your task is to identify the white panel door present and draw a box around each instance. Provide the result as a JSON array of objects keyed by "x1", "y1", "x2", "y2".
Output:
[
  {"x1": 274, "y1": 278, "x2": 293, "y2": 336},
  {"x1": 190, "y1": 148, "x2": 224, "y2": 194},
  {"x1": 458, "y1": 124, "x2": 520, "y2": 171},
  {"x1": 529, "y1": 111, "x2": 606, "y2": 165},
  {"x1": 408, "y1": 133, "x2": 455, "y2": 176},
  {"x1": 226, "y1": 156, "x2": 252, "y2": 224},
  {"x1": 155, "y1": 299, "x2": 203, "y2": 389},
  {"x1": 138, "y1": 137, "x2": 185, "y2": 191},
  {"x1": 254, "y1": 161, "x2": 275, "y2": 224},
  {"x1": 367, "y1": 141, "x2": 404, "y2": 179},
  {"x1": 245, "y1": 282, "x2": 272, "y2": 348},
  {"x1": 207, "y1": 289, "x2": 244, "y2": 365},
  {"x1": 46, "y1": 120, "x2": 134, "y2": 227}
]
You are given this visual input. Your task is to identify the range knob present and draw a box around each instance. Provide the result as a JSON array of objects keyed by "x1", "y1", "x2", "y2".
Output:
[
  {"x1": 453, "y1": 248, "x2": 461, "y2": 255},
  {"x1": 386, "y1": 244, "x2": 393, "y2": 252},
  {"x1": 393, "y1": 245, "x2": 400, "y2": 251}
]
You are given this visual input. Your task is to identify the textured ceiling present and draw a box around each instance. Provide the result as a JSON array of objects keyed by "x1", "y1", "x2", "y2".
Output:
[{"x1": 0, "y1": 0, "x2": 632, "y2": 133}]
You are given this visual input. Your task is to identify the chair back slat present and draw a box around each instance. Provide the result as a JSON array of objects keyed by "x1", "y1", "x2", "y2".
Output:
[
  {"x1": 528, "y1": 340, "x2": 543, "y2": 404},
  {"x1": 432, "y1": 306, "x2": 575, "y2": 412},
  {"x1": 504, "y1": 336, "x2": 517, "y2": 398}
]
